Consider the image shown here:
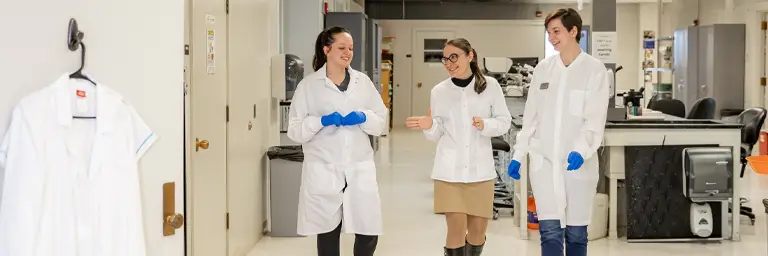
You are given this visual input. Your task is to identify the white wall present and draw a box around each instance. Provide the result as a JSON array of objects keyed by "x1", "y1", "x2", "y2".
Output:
[
  {"x1": 381, "y1": 4, "x2": 657, "y2": 126},
  {"x1": 380, "y1": 19, "x2": 546, "y2": 126},
  {"x1": 0, "y1": 0, "x2": 184, "y2": 255}
]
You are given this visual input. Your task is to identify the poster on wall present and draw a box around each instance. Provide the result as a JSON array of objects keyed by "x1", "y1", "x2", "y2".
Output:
[
  {"x1": 591, "y1": 31, "x2": 617, "y2": 64},
  {"x1": 207, "y1": 29, "x2": 216, "y2": 74}
]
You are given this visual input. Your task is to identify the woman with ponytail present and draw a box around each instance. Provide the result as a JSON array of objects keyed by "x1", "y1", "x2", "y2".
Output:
[
  {"x1": 405, "y1": 38, "x2": 512, "y2": 256},
  {"x1": 287, "y1": 26, "x2": 388, "y2": 256}
]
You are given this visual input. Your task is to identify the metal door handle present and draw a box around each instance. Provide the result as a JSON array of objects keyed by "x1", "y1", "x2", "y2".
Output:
[
  {"x1": 163, "y1": 182, "x2": 185, "y2": 236},
  {"x1": 418, "y1": 82, "x2": 423, "y2": 88},
  {"x1": 196, "y1": 138, "x2": 209, "y2": 151}
]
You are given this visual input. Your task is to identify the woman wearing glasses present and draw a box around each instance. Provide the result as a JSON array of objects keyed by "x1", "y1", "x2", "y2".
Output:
[{"x1": 406, "y1": 38, "x2": 511, "y2": 256}]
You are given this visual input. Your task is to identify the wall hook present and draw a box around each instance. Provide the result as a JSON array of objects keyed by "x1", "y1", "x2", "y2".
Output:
[{"x1": 67, "y1": 18, "x2": 84, "y2": 51}]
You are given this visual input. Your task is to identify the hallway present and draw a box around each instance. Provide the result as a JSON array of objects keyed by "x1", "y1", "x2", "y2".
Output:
[{"x1": 248, "y1": 130, "x2": 768, "y2": 256}]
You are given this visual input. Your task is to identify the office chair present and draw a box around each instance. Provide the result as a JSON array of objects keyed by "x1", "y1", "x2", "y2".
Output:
[
  {"x1": 736, "y1": 107, "x2": 767, "y2": 225},
  {"x1": 650, "y1": 99, "x2": 686, "y2": 118},
  {"x1": 647, "y1": 94, "x2": 661, "y2": 109},
  {"x1": 686, "y1": 98, "x2": 716, "y2": 119},
  {"x1": 491, "y1": 136, "x2": 512, "y2": 220}
]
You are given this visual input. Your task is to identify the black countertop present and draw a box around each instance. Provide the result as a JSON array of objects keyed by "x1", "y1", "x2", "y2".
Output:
[{"x1": 505, "y1": 98, "x2": 743, "y2": 130}]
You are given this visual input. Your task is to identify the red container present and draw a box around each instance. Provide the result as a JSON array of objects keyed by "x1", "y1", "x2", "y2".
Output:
[{"x1": 760, "y1": 131, "x2": 768, "y2": 156}]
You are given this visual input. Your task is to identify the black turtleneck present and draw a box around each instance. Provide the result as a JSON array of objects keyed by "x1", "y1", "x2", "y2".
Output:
[{"x1": 451, "y1": 74, "x2": 473, "y2": 88}]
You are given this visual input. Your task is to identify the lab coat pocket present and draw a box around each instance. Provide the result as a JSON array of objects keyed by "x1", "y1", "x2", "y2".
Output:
[
  {"x1": 307, "y1": 163, "x2": 343, "y2": 195},
  {"x1": 568, "y1": 90, "x2": 586, "y2": 117},
  {"x1": 352, "y1": 161, "x2": 379, "y2": 193}
]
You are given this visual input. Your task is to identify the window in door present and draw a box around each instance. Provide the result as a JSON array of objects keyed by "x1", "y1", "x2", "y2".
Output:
[{"x1": 424, "y1": 38, "x2": 447, "y2": 63}]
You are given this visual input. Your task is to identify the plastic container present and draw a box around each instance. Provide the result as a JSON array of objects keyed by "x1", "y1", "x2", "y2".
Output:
[
  {"x1": 527, "y1": 196, "x2": 539, "y2": 230},
  {"x1": 745, "y1": 155, "x2": 768, "y2": 175}
]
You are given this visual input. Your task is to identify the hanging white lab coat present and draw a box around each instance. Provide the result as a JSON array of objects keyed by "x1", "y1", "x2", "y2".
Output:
[
  {"x1": 424, "y1": 76, "x2": 512, "y2": 183},
  {"x1": 512, "y1": 52, "x2": 609, "y2": 228},
  {"x1": 287, "y1": 65, "x2": 388, "y2": 236},
  {"x1": 0, "y1": 74, "x2": 157, "y2": 256}
]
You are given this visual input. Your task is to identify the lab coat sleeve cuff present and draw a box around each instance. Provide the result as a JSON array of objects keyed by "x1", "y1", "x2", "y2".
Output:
[
  {"x1": 423, "y1": 118, "x2": 442, "y2": 139},
  {"x1": 308, "y1": 116, "x2": 324, "y2": 133},
  {"x1": 573, "y1": 140, "x2": 593, "y2": 160},
  {"x1": 512, "y1": 150, "x2": 526, "y2": 163}
]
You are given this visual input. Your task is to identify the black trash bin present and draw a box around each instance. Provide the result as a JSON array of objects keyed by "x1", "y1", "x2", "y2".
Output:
[{"x1": 266, "y1": 145, "x2": 305, "y2": 237}]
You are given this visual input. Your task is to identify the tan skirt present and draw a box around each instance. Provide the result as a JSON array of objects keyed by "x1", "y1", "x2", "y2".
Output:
[{"x1": 433, "y1": 179, "x2": 495, "y2": 219}]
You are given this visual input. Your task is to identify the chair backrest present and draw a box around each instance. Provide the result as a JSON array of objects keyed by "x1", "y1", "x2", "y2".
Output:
[
  {"x1": 647, "y1": 94, "x2": 661, "y2": 109},
  {"x1": 686, "y1": 98, "x2": 716, "y2": 119},
  {"x1": 737, "y1": 107, "x2": 767, "y2": 145},
  {"x1": 650, "y1": 99, "x2": 686, "y2": 118}
]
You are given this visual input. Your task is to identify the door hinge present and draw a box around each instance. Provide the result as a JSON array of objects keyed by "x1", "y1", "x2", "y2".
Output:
[
  {"x1": 761, "y1": 77, "x2": 766, "y2": 86},
  {"x1": 226, "y1": 0, "x2": 229, "y2": 14},
  {"x1": 762, "y1": 21, "x2": 767, "y2": 30},
  {"x1": 226, "y1": 213, "x2": 230, "y2": 229},
  {"x1": 226, "y1": 105, "x2": 230, "y2": 122}
]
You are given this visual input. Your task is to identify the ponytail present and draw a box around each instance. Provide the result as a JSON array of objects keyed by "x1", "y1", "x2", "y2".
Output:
[
  {"x1": 312, "y1": 27, "x2": 350, "y2": 71},
  {"x1": 469, "y1": 48, "x2": 487, "y2": 94}
]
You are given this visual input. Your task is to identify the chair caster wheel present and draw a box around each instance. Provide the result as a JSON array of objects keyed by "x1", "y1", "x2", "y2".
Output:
[{"x1": 493, "y1": 212, "x2": 499, "y2": 220}]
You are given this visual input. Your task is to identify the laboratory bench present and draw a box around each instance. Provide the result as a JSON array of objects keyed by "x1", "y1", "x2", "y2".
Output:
[{"x1": 504, "y1": 106, "x2": 745, "y2": 242}]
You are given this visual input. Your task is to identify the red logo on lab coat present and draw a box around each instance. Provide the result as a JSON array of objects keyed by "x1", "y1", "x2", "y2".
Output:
[{"x1": 76, "y1": 90, "x2": 86, "y2": 98}]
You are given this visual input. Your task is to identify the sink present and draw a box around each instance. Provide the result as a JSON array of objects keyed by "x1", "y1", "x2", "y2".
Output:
[{"x1": 609, "y1": 120, "x2": 723, "y2": 125}]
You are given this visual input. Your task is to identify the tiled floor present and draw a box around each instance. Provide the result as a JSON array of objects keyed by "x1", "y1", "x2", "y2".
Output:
[{"x1": 248, "y1": 130, "x2": 768, "y2": 256}]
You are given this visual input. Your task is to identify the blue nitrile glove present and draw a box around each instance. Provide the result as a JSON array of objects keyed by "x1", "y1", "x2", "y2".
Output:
[
  {"x1": 342, "y1": 111, "x2": 367, "y2": 126},
  {"x1": 566, "y1": 151, "x2": 584, "y2": 171},
  {"x1": 321, "y1": 112, "x2": 343, "y2": 127},
  {"x1": 507, "y1": 160, "x2": 521, "y2": 180}
]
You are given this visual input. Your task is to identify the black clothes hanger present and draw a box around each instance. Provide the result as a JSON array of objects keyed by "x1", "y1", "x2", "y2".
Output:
[
  {"x1": 68, "y1": 18, "x2": 96, "y2": 119},
  {"x1": 67, "y1": 18, "x2": 96, "y2": 86}
]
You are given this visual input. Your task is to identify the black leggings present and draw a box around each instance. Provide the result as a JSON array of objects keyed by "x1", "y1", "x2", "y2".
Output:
[
  {"x1": 316, "y1": 182, "x2": 378, "y2": 256},
  {"x1": 317, "y1": 221, "x2": 378, "y2": 256}
]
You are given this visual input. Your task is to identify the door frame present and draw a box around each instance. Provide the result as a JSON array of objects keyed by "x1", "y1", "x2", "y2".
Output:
[
  {"x1": 183, "y1": 0, "x2": 230, "y2": 253},
  {"x1": 747, "y1": 4, "x2": 768, "y2": 110},
  {"x1": 410, "y1": 28, "x2": 456, "y2": 116}
]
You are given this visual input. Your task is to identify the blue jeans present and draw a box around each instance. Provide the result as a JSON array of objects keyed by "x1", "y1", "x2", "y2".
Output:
[{"x1": 538, "y1": 220, "x2": 588, "y2": 256}]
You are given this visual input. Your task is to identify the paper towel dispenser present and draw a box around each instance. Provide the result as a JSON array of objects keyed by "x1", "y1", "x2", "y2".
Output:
[
  {"x1": 271, "y1": 54, "x2": 304, "y2": 100},
  {"x1": 682, "y1": 147, "x2": 733, "y2": 201}
]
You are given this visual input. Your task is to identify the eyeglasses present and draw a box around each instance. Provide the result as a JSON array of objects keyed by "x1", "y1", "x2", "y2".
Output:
[{"x1": 441, "y1": 53, "x2": 460, "y2": 64}]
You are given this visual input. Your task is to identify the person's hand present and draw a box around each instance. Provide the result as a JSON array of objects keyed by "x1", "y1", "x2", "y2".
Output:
[
  {"x1": 342, "y1": 111, "x2": 367, "y2": 126},
  {"x1": 321, "y1": 112, "x2": 343, "y2": 127},
  {"x1": 472, "y1": 117, "x2": 485, "y2": 131},
  {"x1": 507, "y1": 160, "x2": 521, "y2": 180},
  {"x1": 405, "y1": 109, "x2": 433, "y2": 130},
  {"x1": 566, "y1": 151, "x2": 584, "y2": 171}
]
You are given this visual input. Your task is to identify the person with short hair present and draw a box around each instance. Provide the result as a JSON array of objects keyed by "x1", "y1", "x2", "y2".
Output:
[{"x1": 507, "y1": 8, "x2": 611, "y2": 256}]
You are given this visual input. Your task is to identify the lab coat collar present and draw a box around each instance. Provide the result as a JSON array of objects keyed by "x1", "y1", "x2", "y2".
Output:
[
  {"x1": 315, "y1": 64, "x2": 362, "y2": 94},
  {"x1": 52, "y1": 73, "x2": 116, "y2": 134},
  {"x1": 557, "y1": 50, "x2": 587, "y2": 68}
]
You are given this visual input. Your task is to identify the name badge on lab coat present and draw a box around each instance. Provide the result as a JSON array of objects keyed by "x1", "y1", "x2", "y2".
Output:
[{"x1": 540, "y1": 82, "x2": 549, "y2": 90}]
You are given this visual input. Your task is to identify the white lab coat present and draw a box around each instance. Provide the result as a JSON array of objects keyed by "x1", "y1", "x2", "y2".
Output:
[
  {"x1": 512, "y1": 52, "x2": 609, "y2": 228},
  {"x1": 0, "y1": 74, "x2": 157, "y2": 256},
  {"x1": 287, "y1": 65, "x2": 388, "y2": 236},
  {"x1": 425, "y1": 76, "x2": 512, "y2": 183}
]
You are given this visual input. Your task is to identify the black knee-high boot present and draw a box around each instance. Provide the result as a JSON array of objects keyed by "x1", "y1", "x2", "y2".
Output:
[
  {"x1": 465, "y1": 240, "x2": 485, "y2": 256},
  {"x1": 444, "y1": 245, "x2": 466, "y2": 256}
]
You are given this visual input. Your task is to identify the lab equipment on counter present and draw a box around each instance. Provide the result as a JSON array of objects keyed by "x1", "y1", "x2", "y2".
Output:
[
  {"x1": 482, "y1": 57, "x2": 537, "y2": 97},
  {"x1": 271, "y1": 54, "x2": 304, "y2": 100}
]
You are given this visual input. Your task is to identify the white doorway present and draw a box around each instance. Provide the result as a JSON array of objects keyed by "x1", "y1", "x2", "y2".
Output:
[
  {"x1": 184, "y1": 0, "x2": 230, "y2": 254},
  {"x1": 411, "y1": 30, "x2": 455, "y2": 116}
]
